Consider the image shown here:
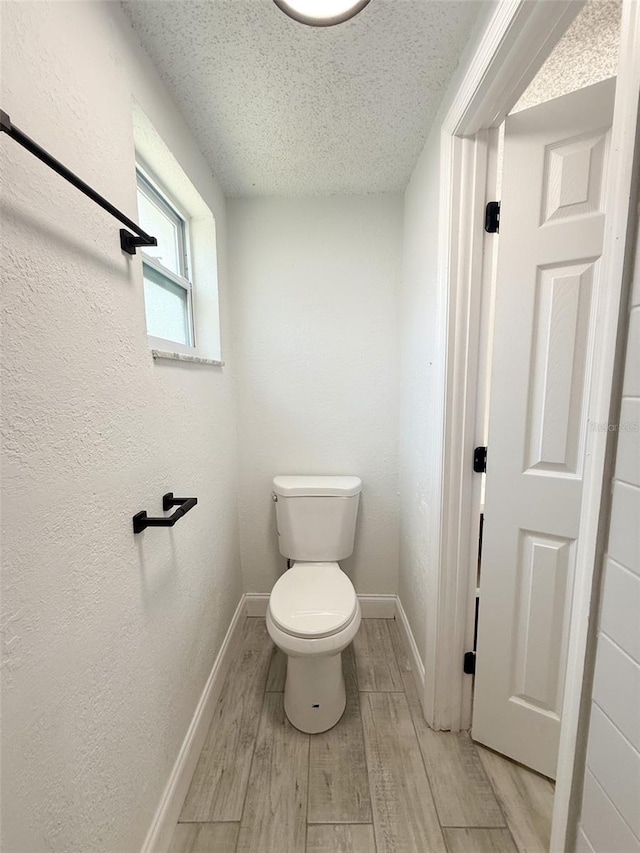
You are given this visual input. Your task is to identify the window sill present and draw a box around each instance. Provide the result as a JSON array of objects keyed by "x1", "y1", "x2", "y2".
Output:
[{"x1": 151, "y1": 349, "x2": 224, "y2": 367}]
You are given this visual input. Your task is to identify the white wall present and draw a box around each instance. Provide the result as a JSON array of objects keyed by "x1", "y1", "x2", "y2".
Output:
[
  {"x1": 398, "y1": 128, "x2": 445, "y2": 664},
  {"x1": 0, "y1": 4, "x2": 242, "y2": 852},
  {"x1": 397, "y1": 0, "x2": 498, "y2": 671},
  {"x1": 575, "y1": 211, "x2": 640, "y2": 853},
  {"x1": 228, "y1": 196, "x2": 402, "y2": 595}
]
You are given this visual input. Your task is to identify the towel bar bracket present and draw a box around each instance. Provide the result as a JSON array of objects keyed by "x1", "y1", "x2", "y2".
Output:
[
  {"x1": 1, "y1": 108, "x2": 157, "y2": 255},
  {"x1": 120, "y1": 229, "x2": 157, "y2": 255}
]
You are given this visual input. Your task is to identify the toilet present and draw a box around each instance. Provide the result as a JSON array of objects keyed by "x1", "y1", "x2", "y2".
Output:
[{"x1": 266, "y1": 475, "x2": 362, "y2": 734}]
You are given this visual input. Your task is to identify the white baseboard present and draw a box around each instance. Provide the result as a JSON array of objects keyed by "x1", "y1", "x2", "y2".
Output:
[
  {"x1": 140, "y1": 594, "x2": 246, "y2": 853},
  {"x1": 245, "y1": 593, "x2": 269, "y2": 616},
  {"x1": 244, "y1": 592, "x2": 397, "y2": 619},
  {"x1": 357, "y1": 594, "x2": 396, "y2": 618},
  {"x1": 394, "y1": 595, "x2": 426, "y2": 703}
]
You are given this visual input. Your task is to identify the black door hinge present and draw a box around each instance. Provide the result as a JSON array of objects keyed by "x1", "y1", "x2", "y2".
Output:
[
  {"x1": 473, "y1": 446, "x2": 487, "y2": 474},
  {"x1": 463, "y1": 651, "x2": 476, "y2": 675},
  {"x1": 485, "y1": 201, "x2": 500, "y2": 233}
]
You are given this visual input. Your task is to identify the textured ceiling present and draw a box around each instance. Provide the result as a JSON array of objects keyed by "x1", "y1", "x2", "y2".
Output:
[
  {"x1": 121, "y1": 0, "x2": 481, "y2": 196},
  {"x1": 514, "y1": 0, "x2": 620, "y2": 113}
]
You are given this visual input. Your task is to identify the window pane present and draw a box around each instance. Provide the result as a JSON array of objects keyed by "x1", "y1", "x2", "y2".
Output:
[
  {"x1": 137, "y1": 187, "x2": 182, "y2": 275},
  {"x1": 143, "y1": 263, "x2": 191, "y2": 346}
]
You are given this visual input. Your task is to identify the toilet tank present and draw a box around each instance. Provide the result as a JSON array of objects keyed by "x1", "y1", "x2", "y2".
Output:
[{"x1": 272, "y1": 475, "x2": 362, "y2": 561}]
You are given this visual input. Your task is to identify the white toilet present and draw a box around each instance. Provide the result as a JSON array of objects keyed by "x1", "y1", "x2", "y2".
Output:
[{"x1": 266, "y1": 475, "x2": 362, "y2": 734}]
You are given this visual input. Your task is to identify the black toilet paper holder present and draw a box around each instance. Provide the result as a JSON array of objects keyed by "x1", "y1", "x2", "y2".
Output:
[{"x1": 133, "y1": 493, "x2": 198, "y2": 534}]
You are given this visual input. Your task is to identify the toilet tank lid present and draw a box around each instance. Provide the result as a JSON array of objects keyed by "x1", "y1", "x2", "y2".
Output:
[{"x1": 273, "y1": 475, "x2": 362, "y2": 497}]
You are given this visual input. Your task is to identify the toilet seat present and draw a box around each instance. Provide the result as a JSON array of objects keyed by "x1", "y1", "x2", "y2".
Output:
[{"x1": 269, "y1": 562, "x2": 357, "y2": 639}]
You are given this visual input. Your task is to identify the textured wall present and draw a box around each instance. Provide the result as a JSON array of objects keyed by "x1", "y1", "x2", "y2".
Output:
[
  {"x1": 514, "y1": 0, "x2": 620, "y2": 113},
  {"x1": 228, "y1": 195, "x2": 402, "y2": 595},
  {"x1": 575, "y1": 211, "x2": 640, "y2": 853},
  {"x1": 0, "y1": 4, "x2": 242, "y2": 852}
]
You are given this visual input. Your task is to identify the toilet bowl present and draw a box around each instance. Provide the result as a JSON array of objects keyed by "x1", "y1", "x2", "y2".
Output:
[
  {"x1": 266, "y1": 561, "x2": 361, "y2": 733},
  {"x1": 267, "y1": 475, "x2": 363, "y2": 734}
]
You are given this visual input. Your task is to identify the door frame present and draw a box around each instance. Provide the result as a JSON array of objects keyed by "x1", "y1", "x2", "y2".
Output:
[{"x1": 430, "y1": 0, "x2": 640, "y2": 849}]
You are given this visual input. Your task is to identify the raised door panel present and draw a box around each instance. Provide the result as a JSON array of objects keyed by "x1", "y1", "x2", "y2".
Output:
[
  {"x1": 525, "y1": 263, "x2": 594, "y2": 474},
  {"x1": 542, "y1": 131, "x2": 608, "y2": 224},
  {"x1": 511, "y1": 532, "x2": 574, "y2": 718}
]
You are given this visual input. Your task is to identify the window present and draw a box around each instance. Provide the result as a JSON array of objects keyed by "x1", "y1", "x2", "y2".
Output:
[
  {"x1": 136, "y1": 168, "x2": 194, "y2": 348},
  {"x1": 133, "y1": 102, "x2": 221, "y2": 362}
]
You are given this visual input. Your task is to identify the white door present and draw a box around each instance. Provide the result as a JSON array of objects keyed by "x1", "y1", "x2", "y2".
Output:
[{"x1": 472, "y1": 78, "x2": 615, "y2": 779}]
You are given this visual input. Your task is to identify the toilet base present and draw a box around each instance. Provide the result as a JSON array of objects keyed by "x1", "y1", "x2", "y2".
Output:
[{"x1": 284, "y1": 652, "x2": 346, "y2": 734}]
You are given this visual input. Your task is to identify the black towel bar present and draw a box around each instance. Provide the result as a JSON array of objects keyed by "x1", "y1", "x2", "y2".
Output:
[
  {"x1": 133, "y1": 493, "x2": 198, "y2": 534},
  {"x1": 0, "y1": 109, "x2": 157, "y2": 255}
]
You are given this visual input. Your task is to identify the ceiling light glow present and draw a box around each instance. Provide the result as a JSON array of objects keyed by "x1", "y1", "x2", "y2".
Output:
[{"x1": 273, "y1": 0, "x2": 371, "y2": 27}]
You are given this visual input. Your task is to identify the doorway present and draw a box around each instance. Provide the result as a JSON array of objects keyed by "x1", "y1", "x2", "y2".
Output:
[
  {"x1": 470, "y1": 0, "x2": 621, "y2": 778},
  {"x1": 430, "y1": 0, "x2": 640, "y2": 849}
]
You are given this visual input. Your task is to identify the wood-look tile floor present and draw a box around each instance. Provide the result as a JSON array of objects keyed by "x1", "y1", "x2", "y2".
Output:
[{"x1": 170, "y1": 618, "x2": 554, "y2": 853}]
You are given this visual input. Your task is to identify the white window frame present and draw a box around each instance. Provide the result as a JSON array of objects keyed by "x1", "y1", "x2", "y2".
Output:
[{"x1": 136, "y1": 164, "x2": 196, "y2": 353}]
